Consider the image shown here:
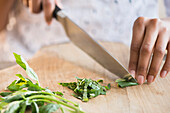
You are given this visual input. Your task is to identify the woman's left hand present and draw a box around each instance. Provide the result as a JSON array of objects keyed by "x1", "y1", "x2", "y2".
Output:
[{"x1": 129, "y1": 17, "x2": 170, "y2": 85}]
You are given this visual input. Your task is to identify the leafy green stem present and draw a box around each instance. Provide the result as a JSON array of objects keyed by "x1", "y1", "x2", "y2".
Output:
[
  {"x1": 28, "y1": 95, "x2": 85, "y2": 113},
  {"x1": 60, "y1": 106, "x2": 65, "y2": 113},
  {"x1": 40, "y1": 92, "x2": 78, "y2": 107},
  {"x1": 32, "y1": 99, "x2": 53, "y2": 104}
]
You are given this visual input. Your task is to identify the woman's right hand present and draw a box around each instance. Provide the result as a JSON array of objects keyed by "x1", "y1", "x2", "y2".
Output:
[{"x1": 22, "y1": 0, "x2": 62, "y2": 25}]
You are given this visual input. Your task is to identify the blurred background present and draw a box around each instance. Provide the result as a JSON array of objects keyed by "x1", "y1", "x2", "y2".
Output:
[{"x1": 0, "y1": 0, "x2": 168, "y2": 69}]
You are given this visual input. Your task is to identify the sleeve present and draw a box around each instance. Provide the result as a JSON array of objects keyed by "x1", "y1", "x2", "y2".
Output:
[{"x1": 164, "y1": 0, "x2": 170, "y2": 17}]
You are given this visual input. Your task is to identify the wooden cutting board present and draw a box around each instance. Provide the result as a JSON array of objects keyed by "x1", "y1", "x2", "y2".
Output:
[{"x1": 0, "y1": 42, "x2": 169, "y2": 113}]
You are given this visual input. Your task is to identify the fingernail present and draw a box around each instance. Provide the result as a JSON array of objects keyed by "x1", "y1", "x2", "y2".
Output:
[
  {"x1": 147, "y1": 75, "x2": 154, "y2": 84},
  {"x1": 129, "y1": 70, "x2": 135, "y2": 78},
  {"x1": 161, "y1": 71, "x2": 167, "y2": 78},
  {"x1": 137, "y1": 75, "x2": 144, "y2": 85}
]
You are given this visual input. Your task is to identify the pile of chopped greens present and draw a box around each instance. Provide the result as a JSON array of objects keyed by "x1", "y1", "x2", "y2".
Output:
[
  {"x1": 115, "y1": 75, "x2": 138, "y2": 88},
  {"x1": 59, "y1": 77, "x2": 111, "y2": 102},
  {"x1": 0, "y1": 53, "x2": 84, "y2": 113}
]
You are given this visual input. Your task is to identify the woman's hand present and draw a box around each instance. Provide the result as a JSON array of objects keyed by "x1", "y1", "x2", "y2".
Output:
[
  {"x1": 22, "y1": 0, "x2": 61, "y2": 25},
  {"x1": 129, "y1": 17, "x2": 170, "y2": 85}
]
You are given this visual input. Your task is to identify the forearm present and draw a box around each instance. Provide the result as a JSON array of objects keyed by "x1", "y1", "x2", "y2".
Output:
[{"x1": 0, "y1": 0, "x2": 16, "y2": 31}]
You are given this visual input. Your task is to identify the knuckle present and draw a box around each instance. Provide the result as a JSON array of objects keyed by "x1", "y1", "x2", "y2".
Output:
[
  {"x1": 149, "y1": 67, "x2": 158, "y2": 74},
  {"x1": 131, "y1": 43, "x2": 140, "y2": 53},
  {"x1": 150, "y1": 18, "x2": 159, "y2": 28},
  {"x1": 44, "y1": 0, "x2": 52, "y2": 8},
  {"x1": 155, "y1": 47, "x2": 165, "y2": 56},
  {"x1": 32, "y1": 9, "x2": 41, "y2": 14},
  {"x1": 138, "y1": 66, "x2": 147, "y2": 73},
  {"x1": 129, "y1": 61, "x2": 137, "y2": 68},
  {"x1": 134, "y1": 17, "x2": 145, "y2": 28},
  {"x1": 140, "y1": 43, "x2": 152, "y2": 54},
  {"x1": 161, "y1": 26, "x2": 169, "y2": 33}
]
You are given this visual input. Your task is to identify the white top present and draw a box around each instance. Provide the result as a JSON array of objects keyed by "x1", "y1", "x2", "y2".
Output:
[{"x1": 0, "y1": 0, "x2": 169, "y2": 61}]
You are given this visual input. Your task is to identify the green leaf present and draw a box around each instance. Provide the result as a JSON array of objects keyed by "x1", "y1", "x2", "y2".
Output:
[
  {"x1": 16, "y1": 74, "x2": 28, "y2": 82},
  {"x1": 0, "y1": 92, "x2": 12, "y2": 97},
  {"x1": 27, "y1": 82, "x2": 44, "y2": 91},
  {"x1": 7, "y1": 75, "x2": 29, "y2": 91},
  {"x1": 31, "y1": 101, "x2": 39, "y2": 113},
  {"x1": 105, "y1": 83, "x2": 111, "y2": 90},
  {"x1": 13, "y1": 53, "x2": 26, "y2": 70},
  {"x1": 59, "y1": 82, "x2": 77, "y2": 90},
  {"x1": 115, "y1": 78, "x2": 126, "y2": 83},
  {"x1": 19, "y1": 101, "x2": 27, "y2": 113},
  {"x1": 4, "y1": 101, "x2": 21, "y2": 113},
  {"x1": 117, "y1": 81, "x2": 138, "y2": 88},
  {"x1": 0, "y1": 102, "x2": 8, "y2": 110},
  {"x1": 82, "y1": 79, "x2": 90, "y2": 102},
  {"x1": 54, "y1": 91, "x2": 63, "y2": 96},
  {"x1": 3, "y1": 94, "x2": 23, "y2": 103},
  {"x1": 13, "y1": 53, "x2": 39, "y2": 83},
  {"x1": 7, "y1": 80, "x2": 21, "y2": 91},
  {"x1": 39, "y1": 103, "x2": 60, "y2": 113},
  {"x1": 97, "y1": 80, "x2": 103, "y2": 83},
  {"x1": 115, "y1": 78, "x2": 138, "y2": 88},
  {"x1": 75, "y1": 77, "x2": 82, "y2": 80}
]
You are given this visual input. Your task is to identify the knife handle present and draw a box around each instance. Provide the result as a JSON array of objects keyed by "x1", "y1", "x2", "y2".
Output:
[
  {"x1": 52, "y1": 5, "x2": 61, "y2": 19},
  {"x1": 40, "y1": 3, "x2": 61, "y2": 19}
]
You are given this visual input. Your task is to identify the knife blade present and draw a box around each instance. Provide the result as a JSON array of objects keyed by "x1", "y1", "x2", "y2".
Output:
[{"x1": 53, "y1": 6, "x2": 136, "y2": 82}]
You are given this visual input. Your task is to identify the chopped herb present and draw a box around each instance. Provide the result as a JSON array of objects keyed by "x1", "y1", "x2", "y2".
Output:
[
  {"x1": 0, "y1": 53, "x2": 84, "y2": 113},
  {"x1": 59, "y1": 77, "x2": 110, "y2": 102},
  {"x1": 115, "y1": 78, "x2": 138, "y2": 88}
]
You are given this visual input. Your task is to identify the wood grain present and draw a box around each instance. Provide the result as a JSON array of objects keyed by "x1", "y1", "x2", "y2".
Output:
[{"x1": 0, "y1": 42, "x2": 169, "y2": 113}]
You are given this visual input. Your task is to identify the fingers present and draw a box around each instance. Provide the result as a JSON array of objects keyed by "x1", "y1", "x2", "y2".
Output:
[
  {"x1": 56, "y1": 0, "x2": 62, "y2": 8},
  {"x1": 31, "y1": 0, "x2": 42, "y2": 13},
  {"x1": 22, "y1": 0, "x2": 57, "y2": 25},
  {"x1": 137, "y1": 19, "x2": 159, "y2": 84},
  {"x1": 22, "y1": 0, "x2": 29, "y2": 7},
  {"x1": 43, "y1": 0, "x2": 55, "y2": 25},
  {"x1": 160, "y1": 43, "x2": 170, "y2": 78},
  {"x1": 129, "y1": 17, "x2": 147, "y2": 78},
  {"x1": 130, "y1": 17, "x2": 170, "y2": 85},
  {"x1": 147, "y1": 28, "x2": 169, "y2": 83}
]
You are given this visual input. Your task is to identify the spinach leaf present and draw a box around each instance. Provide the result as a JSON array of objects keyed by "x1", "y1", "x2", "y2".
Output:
[
  {"x1": 115, "y1": 78, "x2": 138, "y2": 88},
  {"x1": 3, "y1": 94, "x2": 23, "y2": 103},
  {"x1": 7, "y1": 74, "x2": 44, "y2": 92},
  {"x1": 13, "y1": 53, "x2": 39, "y2": 84},
  {"x1": 31, "y1": 101, "x2": 39, "y2": 113},
  {"x1": 39, "y1": 103, "x2": 60, "y2": 113},
  {"x1": 18, "y1": 101, "x2": 27, "y2": 113},
  {"x1": 27, "y1": 82, "x2": 44, "y2": 91},
  {"x1": 0, "y1": 102, "x2": 8, "y2": 110},
  {"x1": 54, "y1": 91, "x2": 63, "y2": 96},
  {"x1": 0, "y1": 92, "x2": 12, "y2": 97},
  {"x1": 7, "y1": 80, "x2": 21, "y2": 91},
  {"x1": 105, "y1": 83, "x2": 111, "y2": 90},
  {"x1": 4, "y1": 101, "x2": 21, "y2": 113}
]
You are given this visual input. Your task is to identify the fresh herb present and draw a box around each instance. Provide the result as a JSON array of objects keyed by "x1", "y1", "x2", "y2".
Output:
[
  {"x1": 0, "y1": 53, "x2": 84, "y2": 113},
  {"x1": 13, "y1": 53, "x2": 39, "y2": 84},
  {"x1": 59, "y1": 77, "x2": 111, "y2": 102},
  {"x1": 115, "y1": 77, "x2": 138, "y2": 88}
]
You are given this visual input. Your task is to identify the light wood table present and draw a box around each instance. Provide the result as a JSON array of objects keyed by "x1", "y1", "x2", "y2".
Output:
[{"x1": 0, "y1": 42, "x2": 169, "y2": 113}]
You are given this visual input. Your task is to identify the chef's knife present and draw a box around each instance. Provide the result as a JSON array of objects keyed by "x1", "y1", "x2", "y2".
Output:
[{"x1": 51, "y1": 5, "x2": 136, "y2": 82}]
